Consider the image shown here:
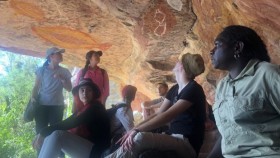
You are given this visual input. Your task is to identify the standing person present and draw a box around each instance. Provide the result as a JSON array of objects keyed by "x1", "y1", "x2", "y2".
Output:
[
  {"x1": 209, "y1": 25, "x2": 280, "y2": 157},
  {"x1": 110, "y1": 85, "x2": 137, "y2": 152},
  {"x1": 106, "y1": 53, "x2": 206, "y2": 158},
  {"x1": 141, "y1": 82, "x2": 168, "y2": 120},
  {"x1": 31, "y1": 46, "x2": 72, "y2": 137},
  {"x1": 74, "y1": 50, "x2": 109, "y2": 113},
  {"x1": 33, "y1": 79, "x2": 111, "y2": 158}
]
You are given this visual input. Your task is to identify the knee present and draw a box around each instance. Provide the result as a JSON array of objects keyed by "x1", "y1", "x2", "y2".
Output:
[{"x1": 134, "y1": 132, "x2": 146, "y2": 143}]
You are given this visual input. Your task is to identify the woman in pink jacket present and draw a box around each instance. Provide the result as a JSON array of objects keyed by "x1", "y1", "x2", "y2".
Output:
[{"x1": 73, "y1": 50, "x2": 109, "y2": 113}]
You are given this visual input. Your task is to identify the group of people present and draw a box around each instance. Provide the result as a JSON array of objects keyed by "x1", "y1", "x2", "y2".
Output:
[{"x1": 30, "y1": 24, "x2": 280, "y2": 158}]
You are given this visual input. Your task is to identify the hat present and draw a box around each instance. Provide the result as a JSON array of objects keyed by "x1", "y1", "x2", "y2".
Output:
[
  {"x1": 72, "y1": 78, "x2": 101, "y2": 98},
  {"x1": 45, "y1": 47, "x2": 65, "y2": 58},
  {"x1": 181, "y1": 53, "x2": 205, "y2": 78},
  {"x1": 121, "y1": 85, "x2": 137, "y2": 100}
]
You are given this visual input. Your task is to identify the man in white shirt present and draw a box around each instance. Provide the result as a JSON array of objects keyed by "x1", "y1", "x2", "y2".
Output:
[{"x1": 141, "y1": 82, "x2": 168, "y2": 120}]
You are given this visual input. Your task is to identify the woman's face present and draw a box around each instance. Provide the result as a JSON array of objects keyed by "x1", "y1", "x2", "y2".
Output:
[
  {"x1": 78, "y1": 85, "x2": 94, "y2": 104},
  {"x1": 50, "y1": 52, "x2": 63, "y2": 63},
  {"x1": 172, "y1": 61, "x2": 182, "y2": 73},
  {"x1": 172, "y1": 61, "x2": 183, "y2": 81},
  {"x1": 210, "y1": 38, "x2": 235, "y2": 70},
  {"x1": 158, "y1": 84, "x2": 168, "y2": 96},
  {"x1": 89, "y1": 54, "x2": 100, "y2": 66}
]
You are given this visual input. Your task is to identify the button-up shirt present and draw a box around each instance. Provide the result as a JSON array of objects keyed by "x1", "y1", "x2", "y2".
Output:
[{"x1": 213, "y1": 59, "x2": 280, "y2": 157}]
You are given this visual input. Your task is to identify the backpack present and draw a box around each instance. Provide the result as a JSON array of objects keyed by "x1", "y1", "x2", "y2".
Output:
[{"x1": 106, "y1": 103, "x2": 127, "y2": 119}]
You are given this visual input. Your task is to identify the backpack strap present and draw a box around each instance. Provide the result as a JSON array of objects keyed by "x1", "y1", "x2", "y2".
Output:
[{"x1": 107, "y1": 103, "x2": 127, "y2": 119}]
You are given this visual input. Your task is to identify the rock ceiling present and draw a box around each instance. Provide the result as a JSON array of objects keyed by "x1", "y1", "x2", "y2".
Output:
[{"x1": 1, "y1": 0, "x2": 280, "y2": 110}]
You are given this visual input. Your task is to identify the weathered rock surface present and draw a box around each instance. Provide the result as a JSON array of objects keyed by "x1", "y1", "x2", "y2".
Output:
[{"x1": 1, "y1": 0, "x2": 279, "y2": 110}]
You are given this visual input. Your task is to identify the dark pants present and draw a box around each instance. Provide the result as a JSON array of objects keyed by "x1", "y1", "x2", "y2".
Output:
[
  {"x1": 35, "y1": 105, "x2": 64, "y2": 133},
  {"x1": 35, "y1": 105, "x2": 64, "y2": 157}
]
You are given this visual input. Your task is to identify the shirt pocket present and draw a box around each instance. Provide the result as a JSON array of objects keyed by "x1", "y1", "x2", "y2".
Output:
[
  {"x1": 231, "y1": 97, "x2": 264, "y2": 122},
  {"x1": 233, "y1": 97, "x2": 264, "y2": 111}
]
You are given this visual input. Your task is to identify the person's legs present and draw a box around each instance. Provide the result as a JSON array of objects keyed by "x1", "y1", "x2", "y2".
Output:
[
  {"x1": 39, "y1": 130, "x2": 93, "y2": 158},
  {"x1": 35, "y1": 105, "x2": 49, "y2": 134},
  {"x1": 48, "y1": 106, "x2": 64, "y2": 125},
  {"x1": 106, "y1": 132, "x2": 196, "y2": 158},
  {"x1": 47, "y1": 106, "x2": 65, "y2": 157}
]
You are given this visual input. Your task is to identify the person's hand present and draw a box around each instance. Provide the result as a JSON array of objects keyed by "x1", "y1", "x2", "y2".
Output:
[
  {"x1": 32, "y1": 134, "x2": 44, "y2": 150},
  {"x1": 117, "y1": 129, "x2": 139, "y2": 151}
]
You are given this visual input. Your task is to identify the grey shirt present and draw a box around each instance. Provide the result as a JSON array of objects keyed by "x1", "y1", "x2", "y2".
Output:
[
  {"x1": 110, "y1": 102, "x2": 134, "y2": 136},
  {"x1": 36, "y1": 66, "x2": 72, "y2": 106}
]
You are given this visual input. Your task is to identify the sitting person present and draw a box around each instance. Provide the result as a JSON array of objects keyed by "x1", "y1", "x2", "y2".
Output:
[
  {"x1": 141, "y1": 82, "x2": 169, "y2": 120},
  {"x1": 204, "y1": 102, "x2": 216, "y2": 131},
  {"x1": 110, "y1": 85, "x2": 137, "y2": 151},
  {"x1": 105, "y1": 53, "x2": 206, "y2": 158},
  {"x1": 209, "y1": 25, "x2": 280, "y2": 157},
  {"x1": 33, "y1": 79, "x2": 111, "y2": 158}
]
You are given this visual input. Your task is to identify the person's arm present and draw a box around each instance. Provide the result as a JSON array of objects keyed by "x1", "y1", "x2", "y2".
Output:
[
  {"x1": 103, "y1": 70, "x2": 110, "y2": 104},
  {"x1": 149, "y1": 100, "x2": 163, "y2": 109},
  {"x1": 31, "y1": 76, "x2": 40, "y2": 102},
  {"x1": 269, "y1": 67, "x2": 280, "y2": 114},
  {"x1": 138, "y1": 98, "x2": 171, "y2": 127},
  {"x1": 136, "y1": 99, "x2": 192, "y2": 132},
  {"x1": 121, "y1": 99, "x2": 193, "y2": 150},
  {"x1": 141, "y1": 100, "x2": 153, "y2": 108},
  {"x1": 61, "y1": 77, "x2": 72, "y2": 92},
  {"x1": 39, "y1": 105, "x2": 98, "y2": 137},
  {"x1": 33, "y1": 106, "x2": 99, "y2": 150},
  {"x1": 142, "y1": 98, "x2": 162, "y2": 109},
  {"x1": 61, "y1": 69, "x2": 72, "y2": 91},
  {"x1": 207, "y1": 134, "x2": 223, "y2": 158}
]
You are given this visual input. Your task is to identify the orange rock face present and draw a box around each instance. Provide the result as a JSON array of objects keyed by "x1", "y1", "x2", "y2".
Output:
[{"x1": 0, "y1": 0, "x2": 279, "y2": 109}]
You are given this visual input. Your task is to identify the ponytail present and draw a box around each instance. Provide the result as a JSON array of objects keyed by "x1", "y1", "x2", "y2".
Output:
[
  {"x1": 81, "y1": 60, "x2": 90, "y2": 79},
  {"x1": 42, "y1": 59, "x2": 50, "y2": 67},
  {"x1": 81, "y1": 50, "x2": 95, "y2": 79}
]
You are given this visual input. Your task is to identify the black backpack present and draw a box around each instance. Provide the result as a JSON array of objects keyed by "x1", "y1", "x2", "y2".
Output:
[{"x1": 106, "y1": 103, "x2": 127, "y2": 119}]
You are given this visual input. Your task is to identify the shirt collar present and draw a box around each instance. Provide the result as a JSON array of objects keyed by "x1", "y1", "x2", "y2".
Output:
[{"x1": 224, "y1": 59, "x2": 260, "y2": 82}]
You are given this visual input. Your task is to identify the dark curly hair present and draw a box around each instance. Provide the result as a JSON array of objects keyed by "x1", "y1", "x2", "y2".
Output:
[{"x1": 216, "y1": 25, "x2": 270, "y2": 62}]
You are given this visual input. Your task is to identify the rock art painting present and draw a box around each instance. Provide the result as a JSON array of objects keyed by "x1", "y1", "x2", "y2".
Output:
[
  {"x1": 32, "y1": 26, "x2": 112, "y2": 50},
  {"x1": 142, "y1": 2, "x2": 176, "y2": 37},
  {"x1": 10, "y1": 0, "x2": 45, "y2": 21}
]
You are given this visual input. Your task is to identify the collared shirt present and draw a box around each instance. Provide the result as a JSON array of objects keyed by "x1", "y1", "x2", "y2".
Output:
[
  {"x1": 37, "y1": 66, "x2": 72, "y2": 106},
  {"x1": 213, "y1": 59, "x2": 280, "y2": 157},
  {"x1": 76, "y1": 66, "x2": 109, "y2": 104}
]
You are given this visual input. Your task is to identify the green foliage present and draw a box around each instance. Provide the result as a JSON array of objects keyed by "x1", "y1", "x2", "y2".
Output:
[{"x1": 0, "y1": 51, "x2": 42, "y2": 158}]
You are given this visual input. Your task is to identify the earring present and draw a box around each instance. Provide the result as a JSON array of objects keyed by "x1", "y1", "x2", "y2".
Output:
[{"x1": 234, "y1": 51, "x2": 240, "y2": 60}]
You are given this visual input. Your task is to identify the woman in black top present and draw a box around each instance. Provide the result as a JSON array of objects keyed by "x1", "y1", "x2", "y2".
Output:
[
  {"x1": 34, "y1": 79, "x2": 111, "y2": 158},
  {"x1": 105, "y1": 53, "x2": 206, "y2": 158}
]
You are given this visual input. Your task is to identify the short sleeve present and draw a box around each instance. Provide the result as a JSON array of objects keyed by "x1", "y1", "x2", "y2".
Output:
[
  {"x1": 35, "y1": 67, "x2": 44, "y2": 80},
  {"x1": 165, "y1": 84, "x2": 178, "y2": 101},
  {"x1": 115, "y1": 108, "x2": 134, "y2": 131},
  {"x1": 63, "y1": 68, "x2": 72, "y2": 80}
]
